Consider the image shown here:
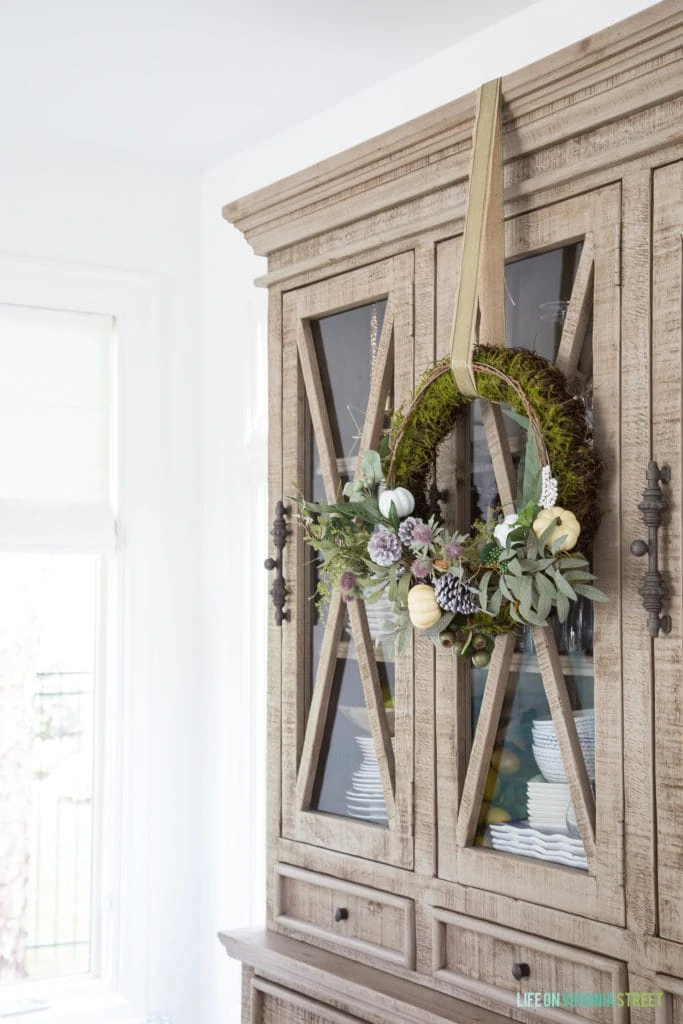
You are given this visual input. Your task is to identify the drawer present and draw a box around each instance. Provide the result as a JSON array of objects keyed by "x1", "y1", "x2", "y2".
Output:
[
  {"x1": 274, "y1": 863, "x2": 415, "y2": 969},
  {"x1": 252, "y1": 978, "x2": 366, "y2": 1024},
  {"x1": 431, "y1": 909, "x2": 628, "y2": 1024},
  {"x1": 657, "y1": 975, "x2": 683, "y2": 1024}
]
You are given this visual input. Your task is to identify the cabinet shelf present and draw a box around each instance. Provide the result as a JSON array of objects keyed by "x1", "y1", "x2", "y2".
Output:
[
  {"x1": 510, "y1": 652, "x2": 594, "y2": 678},
  {"x1": 336, "y1": 638, "x2": 394, "y2": 664}
]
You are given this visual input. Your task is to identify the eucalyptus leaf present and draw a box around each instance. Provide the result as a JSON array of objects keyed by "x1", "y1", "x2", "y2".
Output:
[
  {"x1": 551, "y1": 568, "x2": 577, "y2": 600},
  {"x1": 342, "y1": 480, "x2": 363, "y2": 498},
  {"x1": 563, "y1": 571, "x2": 596, "y2": 584},
  {"x1": 518, "y1": 574, "x2": 533, "y2": 611},
  {"x1": 536, "y1": 586, "x2": 552, "y2": 622},
  {"x1": 556, "y1": 591, "x2": 570, "y2": 622},
  {"x1": 536, "y1": 572, "x2": 557, "y2": 601},
  {"x1": 421, "y1": 611, "x2": 456, "y2": 637},
  {"x1": 507, "y1": 558, "x2": 523, "y2": 577},
  {"x1": 573, "y1": 583, "x2": 609, "y2": 601},
  {"x1": 551, "y1": 532, "x2": 570, "y2": 554},
  {"x1": 361, "y1": 450, "x2": 383, "y2": 486},
  {"x1": 557, "y1": 557, "x2": 591, "y2": 570},
  {"x1": 489, "y1": 589, "x2": 503, "y2": 616},
  {"x1": 509, "y1": 604, "x2": 525, "y2": 625},
  {"x1": 479, "y1": 570, "x2": 492, "y2": 614},
  {"x1": 397, "y1": 571, "x2": 412, "y2": 606},
  {"x1": 539, "y1": 516, "x2": 561, "y2": 549},
  {"x1": 499, "y1": 575, "x2": 515, "y2": 601}
]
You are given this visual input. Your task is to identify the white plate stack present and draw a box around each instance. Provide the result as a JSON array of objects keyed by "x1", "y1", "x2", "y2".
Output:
[
  {"x1": 488, "y1": 822, "x2": 588, "y2": 870},
  {"x1": 526, "y1": 775, "x2": 573, "y2": 832},
  {"x1": 531, "y1": 709, "x2": 595, "y2": 783},
  {"x1": 345, "y1": 736, "x2": 388, "y2": 824}
]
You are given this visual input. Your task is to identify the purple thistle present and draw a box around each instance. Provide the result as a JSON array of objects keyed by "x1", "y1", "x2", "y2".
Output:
[
  {"x1": 367, "y1": 527, "x2": 402, "y2": 567},
  {"x1": 398, "y1": 516, "x2": 422, "y2": 545},
  {"x1": 339, "y1": 571, "x2": 356, "y2": 592},
  {"x1": 412, "y1": 523, "x2": 435, "y2": 546},
  {"x1": 411, "y1": 557, "x2": 432, "y2": 580},
  {"x1": 444, "y1": 542, "x2": 464, "y2": 559}
]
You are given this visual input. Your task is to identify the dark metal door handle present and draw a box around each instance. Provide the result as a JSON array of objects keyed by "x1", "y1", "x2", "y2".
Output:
[
  {"x1": 630, "y1": 461, "x2": 671, "y2": 638},
  {"x1": 334, "y1": 907, "x2": 348, "y2": 922},
  {"x1": 264, "y1": 501, "x2": 290, "y2": 625}
]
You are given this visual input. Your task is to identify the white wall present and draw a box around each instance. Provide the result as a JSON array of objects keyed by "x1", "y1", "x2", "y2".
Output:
[
  {"x1": 0, "y1": 147, "x2": 204, "y2": 1023},
  {"x1": 201, "y1": 0, "x2": 660, "y2": 1020}
]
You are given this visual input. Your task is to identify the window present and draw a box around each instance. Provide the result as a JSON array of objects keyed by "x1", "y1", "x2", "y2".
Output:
[
  {"x1": 0, "y1": 304, "x2": 116, "y2": 994},
  {"x1": 0, "y1": 257, "x2": 162, "y2": 1022}
]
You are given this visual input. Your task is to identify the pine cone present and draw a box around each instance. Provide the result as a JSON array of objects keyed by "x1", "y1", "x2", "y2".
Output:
[{"x1": 434, "y1": 574, "x2": 479, "y2": 614}]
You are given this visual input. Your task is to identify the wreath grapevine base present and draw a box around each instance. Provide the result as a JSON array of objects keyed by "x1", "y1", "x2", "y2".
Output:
[{"x1": 297, "y1": 346, "x2": 607, "y2": 664}]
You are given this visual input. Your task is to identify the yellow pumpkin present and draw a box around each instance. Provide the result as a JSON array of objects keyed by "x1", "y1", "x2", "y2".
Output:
[
  {"x1": 407, "y1": 583, "x2": 441, "y2": 629},
  {"x1": 532, "y1": 506, "x2": 581, "y2": 552}
]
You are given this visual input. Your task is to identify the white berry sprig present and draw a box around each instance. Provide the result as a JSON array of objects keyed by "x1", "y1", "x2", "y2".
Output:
[{"x1": 540, "y1": 464, "x2": 559, "y2": 509}]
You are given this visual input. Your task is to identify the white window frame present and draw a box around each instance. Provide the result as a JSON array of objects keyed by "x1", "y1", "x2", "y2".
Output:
[{"x1": 0, "y1": 253, "x2": 163, "y2": 1024}]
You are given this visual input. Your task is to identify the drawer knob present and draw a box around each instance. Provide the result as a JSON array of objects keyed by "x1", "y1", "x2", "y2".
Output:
[
  {"x1": 334, "y1": 907, "x2": 349, "y2": 922},
  {"x1": 512, "y1": 962, "x2": 531, "y2": 981}
]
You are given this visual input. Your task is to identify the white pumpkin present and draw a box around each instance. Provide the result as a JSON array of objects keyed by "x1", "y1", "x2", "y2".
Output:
[
  {"x1": 407, "y1": 584, "x2": 441, "y2": 629},
  {"x1": 379, "y1": 486, "x2": 415, "y2": 519}
]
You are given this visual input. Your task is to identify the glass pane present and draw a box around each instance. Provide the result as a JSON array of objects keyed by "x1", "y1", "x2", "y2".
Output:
[
  {"x1": 310, "y1": 300, "x2": 388, "y2": 487},
  {"x1": 302, "y1": 299, "x2": 395, "y2": 824},
  {"x1": 312, "y1": 612, "x2": 394, "y2": 824},
  {"x1": 472, "y1": 634, "x2": 594, "y2": 871},
  {"x1": 466, "y1": 241, "x2": 595, "y2": 868},
  {"x1": 504, "y1": 243, "x2": 583, "y2": 358},
  {"x1": 0, "y1": 553, "x2": 99, "y2": 983},
  {"x1": 470, "y1": 242, "x2": 586, "y2": 522}
]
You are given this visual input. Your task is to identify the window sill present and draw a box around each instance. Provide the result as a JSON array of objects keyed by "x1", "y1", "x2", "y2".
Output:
[{"x1": 0, "y1": 981, "x2": 145, "y2": 1024}]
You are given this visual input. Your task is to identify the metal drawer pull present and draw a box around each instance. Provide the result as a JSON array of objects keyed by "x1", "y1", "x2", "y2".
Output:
[
  {"x1": 630, "y1": 461, "x2": 671, "y2": 638},
  {"x1": 334, "y1": 907, "x2": 348, "y2": 922},
  {"x1": 264, "y1": 500, "x2": 290, "y2": 625},
  {"x1": 512, "y1": 962, "x2": 531, "y2": 981}
]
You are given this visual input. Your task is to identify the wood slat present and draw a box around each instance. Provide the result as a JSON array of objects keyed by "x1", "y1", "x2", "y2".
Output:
[
  {"x1": 456, "y1": 632, "x2": 516, "y2": 848},
  {"x1": 652, "y1": 159, "x2": 683, "y2": 944},
  {"x1": 532, "y1": 626, "x2": 597, "y2": 867},
  {"x1": 481, "y1": 402, "x2": 517, "y2": 514},
  {"x1": 556, "y1": 234, "x2": 595, "y2": 377},
  {"x1": 355, "y1": 299, "x2": 394, "y2": 459},
  {"x1": 295, "y1": 591, "x2": 346, "y2": 810},
  {"x1": 347, "y1": 600, "x2": 397, "y2": 827},
  {"x1": 297, "y1": 317, "x2": 341, "y2": 501}
]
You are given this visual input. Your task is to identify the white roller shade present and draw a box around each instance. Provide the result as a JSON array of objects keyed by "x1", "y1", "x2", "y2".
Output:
[
  {"x1": 0, "y1": 304, "x2": 113, "y2": 504},
  {"x1": 0, "y1": 303, "x2": 116, "y2": 551}
]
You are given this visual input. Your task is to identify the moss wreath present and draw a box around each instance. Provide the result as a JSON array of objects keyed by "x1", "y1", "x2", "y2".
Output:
[
  {"x1": 298, "y1": 346, "x2": 605, "y2": 663},
  {"x1": 385, "y1": 346, "x2": 601, "y2": 547}
]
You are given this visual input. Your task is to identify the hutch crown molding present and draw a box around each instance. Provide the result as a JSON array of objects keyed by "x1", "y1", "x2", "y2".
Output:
[{"x1": 220, "y1": 4, "x2": 683, "y2": 1022}]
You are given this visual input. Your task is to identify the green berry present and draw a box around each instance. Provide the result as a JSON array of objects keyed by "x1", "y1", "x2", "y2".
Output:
[{"x1": 439, "y1": 629, "x2": 457, "y2": 648}]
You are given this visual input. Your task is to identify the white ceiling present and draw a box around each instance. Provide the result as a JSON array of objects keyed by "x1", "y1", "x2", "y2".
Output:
[{"x1": 0, "y1": 0, "x2": 537, "y2": 170}]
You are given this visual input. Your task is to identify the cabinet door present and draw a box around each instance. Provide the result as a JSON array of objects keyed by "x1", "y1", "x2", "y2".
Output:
[
  {"x1": 434, "y1": 186, "x2": 625, "y2": 926},
  {"x1": 280, "y1": 255, "x2": 414, "y2": 868},
  {"x1": 652, "y1": 160, "x2": 683, "y2": 945}
]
